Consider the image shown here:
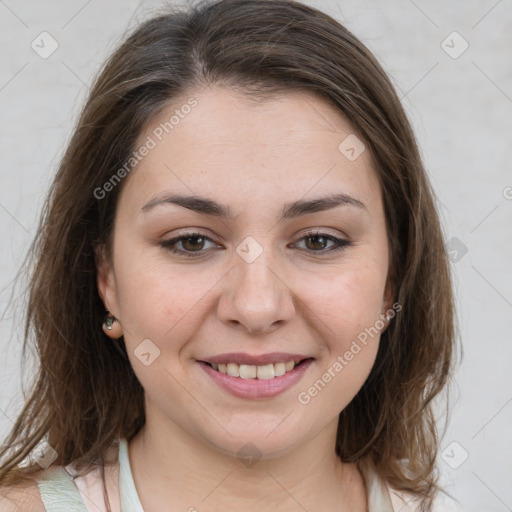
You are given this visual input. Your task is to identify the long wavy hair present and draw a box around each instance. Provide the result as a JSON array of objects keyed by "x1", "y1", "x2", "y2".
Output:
[{"x1": 0, "y1": 1, "x2": 458, "y2": 510}]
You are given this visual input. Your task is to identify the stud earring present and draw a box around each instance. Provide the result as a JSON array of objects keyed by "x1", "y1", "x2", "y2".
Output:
[
  {"x1": 104, "y1": 315, "x2": 115, "y2": 330},
  {"x1": 103, "y1": 310, "x2": 123, "y2": 338}
]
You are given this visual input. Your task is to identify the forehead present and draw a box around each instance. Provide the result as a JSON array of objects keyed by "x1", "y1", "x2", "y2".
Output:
[{"x1": 122, "y1": 85, "x2": 381, "y2": 215}]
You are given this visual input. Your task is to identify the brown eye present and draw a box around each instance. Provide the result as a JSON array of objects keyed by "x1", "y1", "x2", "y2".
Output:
[
  {"x1": 293, "y1": 231, "x2": 352, "y2": 254},
  {"x1": 160, "y1": 232, "x2": 219, "y2": 257},
  {"x1": 181, "y1": 235, "x2": 206, "y2": 251},
  {"x1": 304, "y1": 234, "x2": 330, "y2": 251}
]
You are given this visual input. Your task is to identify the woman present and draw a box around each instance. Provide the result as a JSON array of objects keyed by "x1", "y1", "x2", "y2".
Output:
[{"x1": 0, "y1": 0, "x2": 456, "y2": 510}]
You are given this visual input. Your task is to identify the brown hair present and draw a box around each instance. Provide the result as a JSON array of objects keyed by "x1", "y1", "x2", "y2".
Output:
[{"x1": 0, "y1": 1, "x2": 458, "y2": 510}]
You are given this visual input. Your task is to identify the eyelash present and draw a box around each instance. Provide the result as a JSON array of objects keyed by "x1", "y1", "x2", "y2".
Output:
[{"x1": 159, "y1": 230, "x2": 352, "y2": 258}]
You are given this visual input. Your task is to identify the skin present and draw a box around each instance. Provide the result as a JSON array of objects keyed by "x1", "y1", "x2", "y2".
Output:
[{"x1": 97, "y1": 85, "x2": 394, "y2": 511}]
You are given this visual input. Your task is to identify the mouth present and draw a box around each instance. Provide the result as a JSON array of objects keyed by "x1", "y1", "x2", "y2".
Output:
[
  {"x1": 200, "y1": 357, "x2": 313, "y2": 380},
  {"x1": 200, "y1": 358, "x2": 313, "y2": 380},
  {"x1": 197, "y1": 357, "x2": 315, "y2": 399}
]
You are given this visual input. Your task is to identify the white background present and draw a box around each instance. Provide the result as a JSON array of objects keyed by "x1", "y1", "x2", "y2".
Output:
[{"x1": 0, "y1": 1, "x2": 511, "y2": 511}]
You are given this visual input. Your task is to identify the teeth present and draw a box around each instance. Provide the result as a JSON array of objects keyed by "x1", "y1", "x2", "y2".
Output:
[
  {"x1": 256, "y1": 364, "x2": 274, "y2": 380},
  {"x1": 213, "y1": 360, "x2": 301, "y2": 379},
  {"x1": 274, "y1": 362, "x2": 286, "y2": 376},
  {"x1": 227, "y1": 363, "x2": 239, "y2": 377},
  {"x1": 239, "y1": 364, "x2": 257, "y2": 379}
]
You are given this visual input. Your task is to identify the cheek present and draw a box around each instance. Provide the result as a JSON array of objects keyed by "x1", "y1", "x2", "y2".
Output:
[
  {"x1": 295, "y1": 266, "x2": 384, "y2": 413},
  {"x1": 301, "y1": 259, "x2": 387, "y2": 340},
  {"x1": 113, "y1": 247, "x2": 224, "y2": 351},
  {"x1": 295, "y1": 257, "x2": 386, "y2": 396}
]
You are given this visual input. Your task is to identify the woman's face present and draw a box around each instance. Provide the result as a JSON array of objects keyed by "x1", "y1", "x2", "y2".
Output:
[{"x1": 97, "y1": 85, "x2": 393, "y2": 458}]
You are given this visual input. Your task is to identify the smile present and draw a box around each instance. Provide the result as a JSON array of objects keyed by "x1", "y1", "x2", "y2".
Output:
[
  {"x1": 205, "y1": 360, "x2": 303, "y2": 379},
  {"x1": 198, "y1": 358, "x2": 314, "y2": 399}
]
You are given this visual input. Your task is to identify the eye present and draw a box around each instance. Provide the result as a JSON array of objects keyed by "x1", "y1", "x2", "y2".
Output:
[
  {"x1": 159, "y1": 231, "x2": 220, "y2": 257},
  {"x1": 292, "y1": 230, "x2": 352, "y2": 254},
  {"x1": 159, "y1": 229, "x2": 352, "y2": 258}
]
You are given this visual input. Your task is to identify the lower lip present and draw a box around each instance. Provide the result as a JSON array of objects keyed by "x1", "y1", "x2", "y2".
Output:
[{"x1": 198, "y1": 359, "x2": 314, "y2": 399}]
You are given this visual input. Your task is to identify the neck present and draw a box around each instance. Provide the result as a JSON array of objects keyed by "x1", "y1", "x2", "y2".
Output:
[{"x1": 127, "y1": 412, "x2": 366, "y2": 511}]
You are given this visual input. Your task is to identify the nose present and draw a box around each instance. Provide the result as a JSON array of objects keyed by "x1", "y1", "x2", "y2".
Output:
[{"x1": 217, "y1": 251, "x2": 296, "y2": 334}]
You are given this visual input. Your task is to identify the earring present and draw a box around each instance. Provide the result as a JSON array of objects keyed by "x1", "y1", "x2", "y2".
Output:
[
  {"x1": 103, "y1": 310, "x2": 123, "y2": 338},
  {"x1": 104, "y1": 315, "x2": 115, "y2": 330}
]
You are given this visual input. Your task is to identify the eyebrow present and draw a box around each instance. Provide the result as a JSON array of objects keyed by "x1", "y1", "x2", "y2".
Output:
[{"x1": 141, "y1": 192, "x2": 366, "y2": 221}]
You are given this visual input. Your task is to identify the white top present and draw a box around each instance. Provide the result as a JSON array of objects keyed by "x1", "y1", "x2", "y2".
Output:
[{"x1": 36, "y1": 438, "x2": 399, "y2": 511}]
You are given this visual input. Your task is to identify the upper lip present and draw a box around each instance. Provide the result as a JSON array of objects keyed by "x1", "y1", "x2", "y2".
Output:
[{"x1": 199, "y1": 352, "x2": 313, "y2": 366}]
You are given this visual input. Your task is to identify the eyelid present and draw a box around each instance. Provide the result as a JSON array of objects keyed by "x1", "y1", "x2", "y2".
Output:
[
  {"x1": 160, "y1": 230, "x2": 220, "y2": 257},
  {"x1": 291, "y1": 230, "x2": 352, "y2": 253},
  {"x1": 295, "y1": 227, "x2": 350, "y2": 241}
]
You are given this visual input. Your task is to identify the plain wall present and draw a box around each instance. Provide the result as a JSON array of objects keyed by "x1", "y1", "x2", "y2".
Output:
[{"x1": 1, "y1": 1, "x2": 511, "y2": 510}]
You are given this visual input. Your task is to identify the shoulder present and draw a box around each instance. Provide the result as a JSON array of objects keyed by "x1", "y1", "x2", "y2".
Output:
[{"x1": 0, "y1": 476, "x2": 46, "y2": 512}]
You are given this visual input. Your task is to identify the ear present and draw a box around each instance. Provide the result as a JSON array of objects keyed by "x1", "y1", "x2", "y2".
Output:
[{"x1": 95, "y1": 244, "x2": 119, "y2": 317}]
